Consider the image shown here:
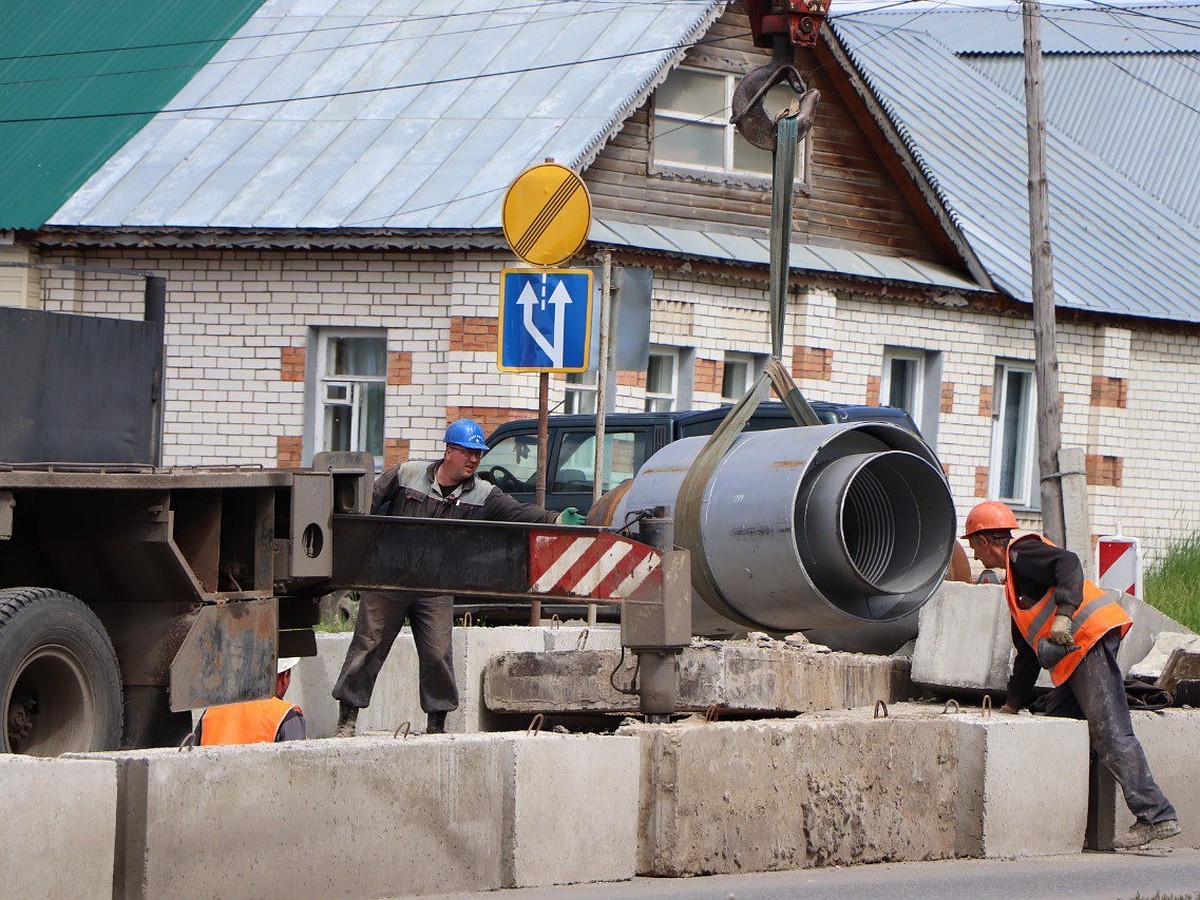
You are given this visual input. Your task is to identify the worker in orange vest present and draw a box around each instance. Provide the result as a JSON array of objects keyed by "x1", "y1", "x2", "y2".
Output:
[
  {"x1": 964, "y1": 501, "x2": 1179, "y2": 849},
  {"x1": 196, "y1": 657, "x2": 306, "y2": 745}
]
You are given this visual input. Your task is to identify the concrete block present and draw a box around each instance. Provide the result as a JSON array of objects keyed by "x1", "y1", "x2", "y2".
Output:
[
  {"x1": 0, "y1": 755, "x2": 117, "y2": 900},
  {"x1": 1090, "y1": 710, "x2": 1200, "y2": 850},
  {"x1": 1116, "y1": 597, "x2": 1194, "y2": 677},
  {"x1": 618, "y1": 710, "x2": 960, "y2": 875},
  {"x1": 952, "y1": 711, "x2": 1090, "y2": 857},
  {"x1": 82, "y1": 737, "x2": 508, "y2": 898},
  {"x1": 286, "y1": 631, "x2": 352, "y2": 737},
  {"x1": 1129, "y1": 632, "x2": 1200, "y2": 683},
  {"x1": 912, "y1": 582, "x2": 1012, "y2": 693},
  {"x1": 486, "y1": 638, "x2": 912, "y2": 715},
  {"x1": 507, "y1": 734, "x2": 639, "y2": 887},
  {"x1": 541, "y1": 623, "x2": 622, "y2": 652}
]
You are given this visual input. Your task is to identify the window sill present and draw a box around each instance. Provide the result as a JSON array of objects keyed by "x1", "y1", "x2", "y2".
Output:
[{"x1": 648, "y1": 161, "x2": 810, "y2": 195}]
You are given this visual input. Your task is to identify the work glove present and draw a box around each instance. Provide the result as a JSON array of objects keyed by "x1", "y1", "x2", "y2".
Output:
[
  {"x1": 1048, "y1": 613, "x2": 1075, "y2": 646},
  {"x1": 557, "y1": 507, "x2": 586, "y2": 526}
]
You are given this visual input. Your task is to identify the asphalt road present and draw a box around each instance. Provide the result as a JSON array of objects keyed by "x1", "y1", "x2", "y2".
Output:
[{"x1": 432, "y1": 848, "x2": 1200, "y2": 900}]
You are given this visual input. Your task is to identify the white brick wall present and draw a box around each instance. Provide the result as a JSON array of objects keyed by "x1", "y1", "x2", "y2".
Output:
[{"x1": 35, "y1": 245, "x2": 1200, "y2": 563}]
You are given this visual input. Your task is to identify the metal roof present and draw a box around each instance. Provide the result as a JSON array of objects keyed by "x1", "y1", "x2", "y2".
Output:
[
  {"x1": 831, "y1": 13, "x2": 1200, "y2": 323},
  {"x1": 591, "y1": 218, "x2": 981, "y2": 293},
  {"x1": 0, "y1": 0, "x2": 264, "y2": 230},
  {"x1": 53, "y1": 0, "x2": 726, "y2": 230}
]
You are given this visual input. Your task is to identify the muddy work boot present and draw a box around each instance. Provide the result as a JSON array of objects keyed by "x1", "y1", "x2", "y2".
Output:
[
  {"x1": 426, "y1": 711, "x2": 447, "y2": 735},
  {"x1": 334, "y1": 702, "x2": 359, "y2": 738},
  {"x1": 1113, "y1": 818, "x2": 1180, "y2": 849}
]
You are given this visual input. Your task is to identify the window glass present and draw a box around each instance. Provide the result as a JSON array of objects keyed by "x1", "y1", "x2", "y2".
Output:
[
  {"x1": 314, "y1": 330, "x2": 387, "y2": 463},
  {"x1": 653, "y1": 119, "x2": 724, "y2": 168},
  {"x1": 721, "y1": 355, "x2": 753, "y2": 402},
  {"x1": 998, "y1": 368, "x2": 1033, "y2": 501},
  {"x1": 553, "y1": 431, "x2": 649, "y2": 492},
  {"x1": 564, "y1": 371, "x2": 597, "y2": 415},
  {"x1": 656, "y1": 68, "x2": 724, "y2": 115},
  {"x1": 645, "y1": 350, "x2": 677, "y2": 412},
  {"x1": 480, "y1": 435, "x2": 538, "y2": 493}
]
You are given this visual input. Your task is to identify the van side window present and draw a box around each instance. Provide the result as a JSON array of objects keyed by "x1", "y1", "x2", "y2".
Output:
[
  {"x1": 553, "y1": 431, "x2": 649, "y2": 493},
  {"x1": 480, "y1": 434, "x2": 538, "y2": 493}
]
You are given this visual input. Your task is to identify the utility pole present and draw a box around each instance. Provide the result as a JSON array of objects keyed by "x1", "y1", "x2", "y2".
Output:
[{"x1": 1022, "y1": 0, "x2": 1065, "y2": 544}]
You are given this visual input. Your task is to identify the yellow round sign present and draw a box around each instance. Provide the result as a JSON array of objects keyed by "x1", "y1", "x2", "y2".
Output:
[{"x1": 501, "y1": 162, "x2": 592, "y2": 267}]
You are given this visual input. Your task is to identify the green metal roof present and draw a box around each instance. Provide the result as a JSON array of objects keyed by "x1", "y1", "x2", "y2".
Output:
[{"x1": 0, "y1": 0, "x2": 264, "y2": 230}]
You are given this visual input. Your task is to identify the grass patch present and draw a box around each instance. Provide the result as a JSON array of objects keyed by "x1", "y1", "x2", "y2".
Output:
[{"x1": 1144, "y1": 533, "x2": 1200, "y2": 632}]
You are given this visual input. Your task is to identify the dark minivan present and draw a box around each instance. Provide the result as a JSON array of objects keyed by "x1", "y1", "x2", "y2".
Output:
[{"x1": 481, "y1": 401, "x2": 921, "y2": 514}]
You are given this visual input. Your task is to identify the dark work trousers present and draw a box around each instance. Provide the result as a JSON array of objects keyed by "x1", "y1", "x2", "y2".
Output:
[
  {"x1": 1042, "y1": 630, "x2": 1176, "y2": 825},
  {"x1": 331, "y1": 591, "x2": 458, "y2": 714}
]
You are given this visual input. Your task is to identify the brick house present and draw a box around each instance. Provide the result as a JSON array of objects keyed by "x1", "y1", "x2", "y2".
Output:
[{"x1": 4, "y1": 1, "x2": 1200, "y2": 562}]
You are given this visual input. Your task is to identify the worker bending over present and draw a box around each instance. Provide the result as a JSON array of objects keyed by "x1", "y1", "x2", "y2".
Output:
[
  {"x1": 332, "y1": 419, "x2": 584, "y2": 737},
  {"x1": 964, "y1": 501, "x2": 1179, "y2": 849},
  {"x1": 196, "y1": 657, "x2": 306, "y2": 745}
]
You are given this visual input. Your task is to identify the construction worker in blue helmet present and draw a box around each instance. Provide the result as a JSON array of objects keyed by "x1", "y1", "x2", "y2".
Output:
[{"x1": 332, "y1": 419, "x2": 584, "y2": 737}]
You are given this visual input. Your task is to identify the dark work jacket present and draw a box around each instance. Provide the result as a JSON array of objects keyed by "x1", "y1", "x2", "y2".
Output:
[
  {"x1": 372, "y1": 460, "x2": 558, "y2": 524},
  {"x1": 1005, "y1": 535, "x2": 1086, "y2": 710}
]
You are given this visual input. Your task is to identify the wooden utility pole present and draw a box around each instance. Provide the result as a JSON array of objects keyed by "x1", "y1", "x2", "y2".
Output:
[{"x1": 1022, "y1": 0, "x2": 1065, "y2": 544}]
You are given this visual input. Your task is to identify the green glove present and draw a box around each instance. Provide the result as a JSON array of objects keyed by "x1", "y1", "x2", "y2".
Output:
[
  {"x1": 1049, "y1": 614, "x2": 1074, "y2": 646},
  {"x1": 557, "y1": 507, "x2": 586, "y2": 526}
]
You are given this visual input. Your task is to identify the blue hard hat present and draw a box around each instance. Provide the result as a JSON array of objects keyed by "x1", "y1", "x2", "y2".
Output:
[{"x1": 444, "y1": 419, "x2": 489, "y2": 451}]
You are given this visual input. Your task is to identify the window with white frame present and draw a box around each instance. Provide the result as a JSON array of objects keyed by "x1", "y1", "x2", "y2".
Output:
[
  {"x1": 563, "y1": 371, "x2": 597, "y2": 415},
  {"x1": 313, "y1": 329, "x2": 386, "y2": 461},
  {"x1": 645, "y1": 347, "x2": 678, "y2": 412},
  {"x1": 652, "y1": 67, "x2": 806, "y2": 180},
  {"x1": 882, "y1": 346, "x2": 925, "y2": 421},
  {"x1": 721, "y1": 351, "x2": 761, "y2": 402},
  {"x1": 989, "y1": 361, "x2": 1038, "y2": 508}
]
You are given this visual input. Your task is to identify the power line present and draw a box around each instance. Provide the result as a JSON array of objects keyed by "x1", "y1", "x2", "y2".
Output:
[{"x1": 0, "y1": 30, "x2": 750, "y2": 125}]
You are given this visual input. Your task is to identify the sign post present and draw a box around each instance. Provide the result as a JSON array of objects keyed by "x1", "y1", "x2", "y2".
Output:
[{"x1": 500, "y1": 160, "x2": 593, "y2": 625}]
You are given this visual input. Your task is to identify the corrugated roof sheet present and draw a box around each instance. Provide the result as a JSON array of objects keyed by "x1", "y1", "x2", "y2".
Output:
[
  {"x1": 53, "y1": 0, "x2": 726, "y2": 230},
  {"x1": 831, "y1": 13, "x2": 1200, "y2": 323},
  {"x1": 0, "y1": 0, "x2": 264, "y2": 230}
]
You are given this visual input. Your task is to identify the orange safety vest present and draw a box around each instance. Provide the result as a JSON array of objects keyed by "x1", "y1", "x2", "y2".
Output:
[
  {"x1": 1005, "y1": 533, "x2": 1131, "y2": 685},
  {"x1": 199, "y1": 696, "x2": 302, "y2": 746}
]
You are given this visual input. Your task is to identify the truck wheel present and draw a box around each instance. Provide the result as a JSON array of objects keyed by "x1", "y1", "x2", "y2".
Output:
[{"x1": 0, "y1": 588, "x2": 123, "y2": 756}]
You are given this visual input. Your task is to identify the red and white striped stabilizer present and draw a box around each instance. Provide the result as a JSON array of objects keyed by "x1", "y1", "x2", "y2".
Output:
[
  {"x1": 528, "y1": 530, "x2": 662, "y2": 600},
  {"x1": 1096, "y1": 534, "x2": 1142, "y2": 598}
]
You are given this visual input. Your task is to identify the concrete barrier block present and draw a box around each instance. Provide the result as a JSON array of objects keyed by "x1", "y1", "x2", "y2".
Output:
[
  {"x1": 912, "y1": 582, "x2": 1012, "y2": 693},
  {"x1": 1090, "y1": 710, "x2": 1200, "y2": 850},
  {"x1": 542, "y1": 623, "x2": 622, "y2": 652},
  {"x1": 507, "y1": 735, "x2": 639, "y2": 887},
  {"x1": 287, "y1": 631, "x2": 352, "y2": 737},
  {"x1": 80, "y1": 737, "x2": 508, "y2": 898},
  {"x1": 0, "y1": 756, "x2": 117, "y2": 900},
  {"x1": 618, "y1": 711, "x2": 960, "y2": 876},
  {"x1": 953, "y1": 712, "x2": 1090, "y2": 857},
  {"x1": 487, "y1": 640, "x2": 911, "y2": 716}
]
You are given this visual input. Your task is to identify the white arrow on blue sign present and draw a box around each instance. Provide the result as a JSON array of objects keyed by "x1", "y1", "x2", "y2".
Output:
[{"x1": 497, "y1": 268, "x2": 594, "y2": 372}]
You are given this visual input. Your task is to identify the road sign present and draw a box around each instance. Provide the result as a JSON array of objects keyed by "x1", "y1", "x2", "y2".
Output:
[
  {"x1": 1097, "y1": 535, "x2": 1142, "y2": 598},
  {"x1": 501, "y1": 162, "x2": 592, "y2": 266},
  {"x1": 498, "y1": 268, "x2": 593, "y2": 372}
]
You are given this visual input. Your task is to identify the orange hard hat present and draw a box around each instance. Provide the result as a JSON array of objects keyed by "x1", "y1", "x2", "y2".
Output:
[{"x1": 963, "y1": 500, "x2": 1018, "y2": 537}]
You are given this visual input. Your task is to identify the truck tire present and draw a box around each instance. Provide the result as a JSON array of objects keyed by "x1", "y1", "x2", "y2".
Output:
[{"x1": 0, "y1": 587, "x2": 123, "y2": 756}]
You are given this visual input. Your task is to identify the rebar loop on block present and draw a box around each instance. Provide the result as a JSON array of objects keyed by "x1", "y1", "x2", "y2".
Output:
[
  {"x1": 462, "y1": 612, "x2": 473, "y2": 628},
  {"x1": 550, "y1": 614, "x2": 561, "y2": 630},
  {"x1": 982, "y1": 694, "x2": 993, "y2": 718},
  {"x1": 705, "y1": 705, "x2": 721, "y2": 723},
  {"x1": 575, "y1": 628, "x2": 589, "y2": 651},
  {"x1": 393, "y1": 721, "x2": 411, "y2": 739},
  {"x1": 874, "y1": 700, "x2": 889, "y2": 719},
  {"x1": 942, "y1": 699, "x2": 960, "y2": 715},
  {"x1": 526, "y1": 713, "x2": 545, "y2": 736},
  {"x1": 178, "y1": 731, "x2": 196, "y2": 752}
]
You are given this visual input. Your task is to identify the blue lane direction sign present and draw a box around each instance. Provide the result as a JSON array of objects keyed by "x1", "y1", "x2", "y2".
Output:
[{"x1": 498, "y1": 268, "x2": 594, "y2": 372}]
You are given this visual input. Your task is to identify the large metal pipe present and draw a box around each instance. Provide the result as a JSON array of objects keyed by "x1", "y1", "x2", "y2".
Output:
[{"x1": 611, "y1": 423, "x2": 955, "y2": 644}]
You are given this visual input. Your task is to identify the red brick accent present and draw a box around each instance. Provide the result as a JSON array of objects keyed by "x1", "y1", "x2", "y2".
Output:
[
  {"x1": 1090, "y1": 375, "x2": 1127, "y2": 409},
  {"x1": 277, "y1": 435, "x2": 302, "y2": 467},
  {"x1": 617, "y1": 370, "x2": 646, "y2": 389},
  {"x1": 865, "y1": 375, "x2": 881, "y2": 406},
  {"x1": 695, "y1": 358, "x2": 722, "y2": 394},
  {"x1": 448, "y1": 406, "x2": 535, "y2": 434},
  {"x1": 791, "y1": 346, "x2": 832, "y2": 380},
  {"x1": 384, "y1": 438, "x2": 409, "y2": 468},
  {"x1": 1086, "y1": 454, "x2": 1123, "y2": 488},
  {"x1": 940, "y1": 382, "x2": 955, "y2": 414},
  {"x1": 978, "y1": 385, "x2": 993, "y2": 417},
  {"x1": 281, "y1": 347, "x2": 305, "y2": 382},
  {"x1": 449, "y1": 316, "x2": 498, "y2": 353},
  {"x1": 387, "y1": 351, "x2": 412, "y2": 386},
  {"x1": 974, "y1": 466, "x2": 990, "y2": 498}
]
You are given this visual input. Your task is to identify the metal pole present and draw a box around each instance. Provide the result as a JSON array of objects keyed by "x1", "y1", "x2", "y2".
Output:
[
  {"x1": 1022, "y1": 0, "x2": 1066, "y2": 544},
  {"x1": 588, "y1": 252, "x2": 613, "y2": 627},
  {"x1": 530, "y1": 370, "x2": 550, "y2": 626}
]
